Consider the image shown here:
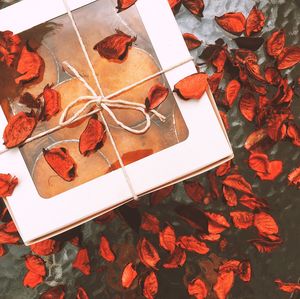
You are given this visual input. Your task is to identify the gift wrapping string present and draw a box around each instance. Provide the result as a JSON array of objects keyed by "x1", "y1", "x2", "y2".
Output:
[{"x1": 0, "y1": 0, "x2": 194, "y2": 200}]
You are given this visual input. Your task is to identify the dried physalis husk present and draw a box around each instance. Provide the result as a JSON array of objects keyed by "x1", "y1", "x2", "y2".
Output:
[
  {"x1": 116, "y1": 0, "x2": 137, "y2": 12},
  {"x1": 174, "y1": 73, "x2": 208, "y2": 100},
  {"x1": 145, "y1": 84, "x2": 169, "y2": 110},
  {"x1": 79, "y1": 116, "x2": 105, "y2": 156},
  {"x1": 15, "y1": 42, "x2": 44, "y2": 85},
  {"x1": 3, "y1": 111, "x2": 36, "y2": 148},
  {"x1": 0, "y1": 174, "x2": 18, "y2": 197},
  {"x1": 215, "y1": 12, "x2": 246, "y2": 36},
  {"x1": 93, "y1": 30, "x2": 136, "y2": 63},
  {"x1": 43, "y1": 147, "x2": 77, "y2": 182}
]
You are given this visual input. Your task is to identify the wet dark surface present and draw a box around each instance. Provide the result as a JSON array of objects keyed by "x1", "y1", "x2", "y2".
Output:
[{"x1": 0, "y1": 0, "x2": 300, "y2": 298}]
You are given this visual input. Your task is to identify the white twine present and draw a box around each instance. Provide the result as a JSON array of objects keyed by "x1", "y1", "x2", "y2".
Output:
[{"x1": 0, "y1": 0, "x2": 194, "y2": 200}]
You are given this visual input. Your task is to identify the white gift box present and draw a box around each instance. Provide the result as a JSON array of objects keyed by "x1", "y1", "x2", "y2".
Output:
[{"x1": 0, "y1": 0, "x2": 233, "y2": 245}]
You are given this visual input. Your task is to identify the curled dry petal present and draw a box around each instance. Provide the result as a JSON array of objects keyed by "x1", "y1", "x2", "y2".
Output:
[
  {"x1": 0, "y1": 30, "x2": 21, "y2": 66},
  {"x1": 145, "y1": 84, "x2": 169, "y2": 110},
  {"x1": 42, "y1": 84, "x2": 61, "y2": 121},
  {"x1": 30, "y1": 239, "x2": 60, "y2": 256},
  {"x1": 219, "y1": 260, "x2": 240, "y2": 274},
  {"x1": 265, "y1": 67, "x2": 281, "y2": 85},
  {"x1": 244, "y1": 128, "x2": 270, "y2": 152},
  {"x1": 79, "y1": 116, "x2": 105, "y2": 156},
  {"x1": 208, "y1": 72, "x2": 223, "y2": 94},
  {"x1": 216, "y1": 160, "x2": 231, "y2": 177},
  {"x1": 93, "y1": 30, "x2": 136, "y2": 62},
  {"x1": 168, "y1": 0, "x2": 182, "y2": 15},
  {"x1": 141, "y1": 213, "x2": 160, "y2": 234},
  {"x1": 121, "y1": 263, "x2": 137, "y2": 289},
  {"x1": 182, "y1": 0, "x2": 205, "y2": 17},
  {"x1": 150, "y1": 185, "x2": 174, "y2": 206},
  {"x1": 212, "y1": 49, "x2": 227, "y2": 72},
  {"x1": 188, "y1": 278, "x2": 208, "y2": 299},
  {"x1": 266, "y1": 29, "x2": 286, "y2": 57},
  {"x1": 277, "y1": 46, "x2": 300, "y2": 70},
  {"x1": 239, "y1": 93, "x2": 256, "y2": 122},
  {"x1": 215, "y1": 13, "x2": 246, "y2": 36},
  {"x1": 143, "y1": 272, "x2": 158, "y2": 299},
  {"x1": 225, "y1": 79, "x2": 241, "y2": 107},
  {"x1": 40, "y1": 285, "x2": 65, "y2": 299},
  {"x1": 245, "y1": 6, "x2": 265, "y2": 36},
  {"x1": 274, "y1": 279, "x2": 300, "y2": 293},
  {"x1": 250, "y1": 237, "x2": 282, "y2": 253},
  {"x1": 15, "y1": 43, "x2": 44, "y2": 85},
  {"x1": 230, "y1": 211, "x2": 254, "y2": 229},
  {"x1": 205, "y1": 212, "x2": 230, "y2": 234},
  {"x1": 287, "y1": 123, "x2": 300, "y2": 146},
  {"x1": 159, "y1": 225, "x2": 176, "y2": 253},
  {"x1": 223, "y1": 186, "x2": 238, "y2": 207},
  {"x1": 213, "y1": 270, "x2": 235, "y2": 299},
  {"x1": 288, "y1": 166, "x2": 300, "y2": 188},
  {"x1": 183, "y1": 33, "x2": 202, "y2": 50},
  {"x1": 240, "y1": 195, "x2": 269, "y2": 210},
  {"x1": 238, "y1": 260, "x2": 252, "y2": 282},
  {"x1": 137, "y1": 238, "x2": 160, "y2": 269},
  {"x1": 76, "y1": 287, "x2": 89, "y2": 299},
  {"x1": 254, "y1": 212, "x2": 279, "y2": 235},
  {"x1": 116, "y1": 0, "x2": 137, "y2": 12},
  {"x1": 174, "y1": 73, "x2": 208, "y2": 100},
  {"x1": 43, "y1": 147, "x2": 77, "y2": 182},
  {"x1": 184, "y1": 181, "x2": 205, "y2": 203},
  {"x1": 23, "y1": 271, "x2": 44, "y2": 288},
  {"x1": 0, "y1": 174, "x2": 18, "y2": 197},
  {"x1": 3, "y1": 111, "x2": 36, "y2": 148},
  {"x1": 72, "y1": 248, "x2": 91, "y2": 275},
  {"x1": 25, "y1": 255, "x2": 46, "y2": 276},
  {"x1": 177, "y1": 235, "x2": 209, "y2": 254},
  {"x1": 163, "y1": 246, "x2": 186, "y2": 269},
  {"x1": 223, "y1": 174, "x2": 253, "y2": 194},
  {"x1": 99, "y1": 236, "x2": 115, "y2": 262}
]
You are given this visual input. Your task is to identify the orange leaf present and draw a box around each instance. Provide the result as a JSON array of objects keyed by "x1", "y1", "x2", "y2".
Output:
[
  {"x1": 277, "y1": 46, "x2": 300, "y2": 70},
  {"x1": 182, "y1": 0, "x2": 205, "y2": 17},
  {"x1": 163, "y1": 246, "x2": 186, "y2": 269},
  {"x1": 79, "y1": 116, "x2": 105, "y2": 156},
  {"x1": 141, "y1": 212, "x2": 160, "y2": 234},
  {"x1": 99, "y1": 236, "x2": 115, "y2": 263},
  {"x1": 183, "y1": 33, "x2": 202, "y2": 50},
  {"x1": 230, "y1": 211, "x2": 254, "y2": 229},
  {"x1": 225, "y1": 79, "x2": 241, "y2": 107},
  {"x1": 143, "y1": 272, "x2": 158, "y2": 299},
  {"x1": 266, "y1": 29, "x2": 285, "y2": 57},
  {"x1": 137, "y1": 238, "x2": 160, "y2": 269},
  {"x1": 15, "y1": 43, "x2": 44, "y2": 85},
  {"x1": 3, "y1": 111, "x2": 36, "y2": 148},
  {"x1": 93, "y1": 30, "x2": 136, "y2": 62},
  {"x1": 245, "y1": 6, "x2": 265, "y2": 36},
  {"x1": 43, "y1": 147, "x2": 77, "y2": 182},
  {"x1": 121, "y1": 262, "x2": 137, "y2": 289},
  {"x1": 223, "y1": 174, "x2": 253, "y2": 194},
  {"x1": 0, "y1": 173, "x2": 18, "y2": 198},
  {"x1": 178, "y1": 235, "x2": 209, "y2": 254},
  {"x1": 145, "y1": 84, "x2": 169, "y2": 110},
  {"x1": 72, "y1": 248, "x2": 91, "y2": 275},
  {"x1": 213, "y1": 271, "x2": 235, "y2": 299},
  {"x1": 188, "y1": 278, "x2": 208, "y2": 299},
  {"x1": 116, "y1": 0, "x2": 137, "y2": 12},
  {"x1": 159, "y1": 225, "x2": 176, "y2": 253},
  {"x1": 274, "y1": 279, "x2": 300, "y2": 293},
  {"x1": 254, "y1": 212, "x2": 279, "y2": 235},
  {"x1": 215, "y1": 12, "x2": 246, "y2": 35},
  {"x1": 174, "y1": 73, "x2": 208, "y2": 100}
]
